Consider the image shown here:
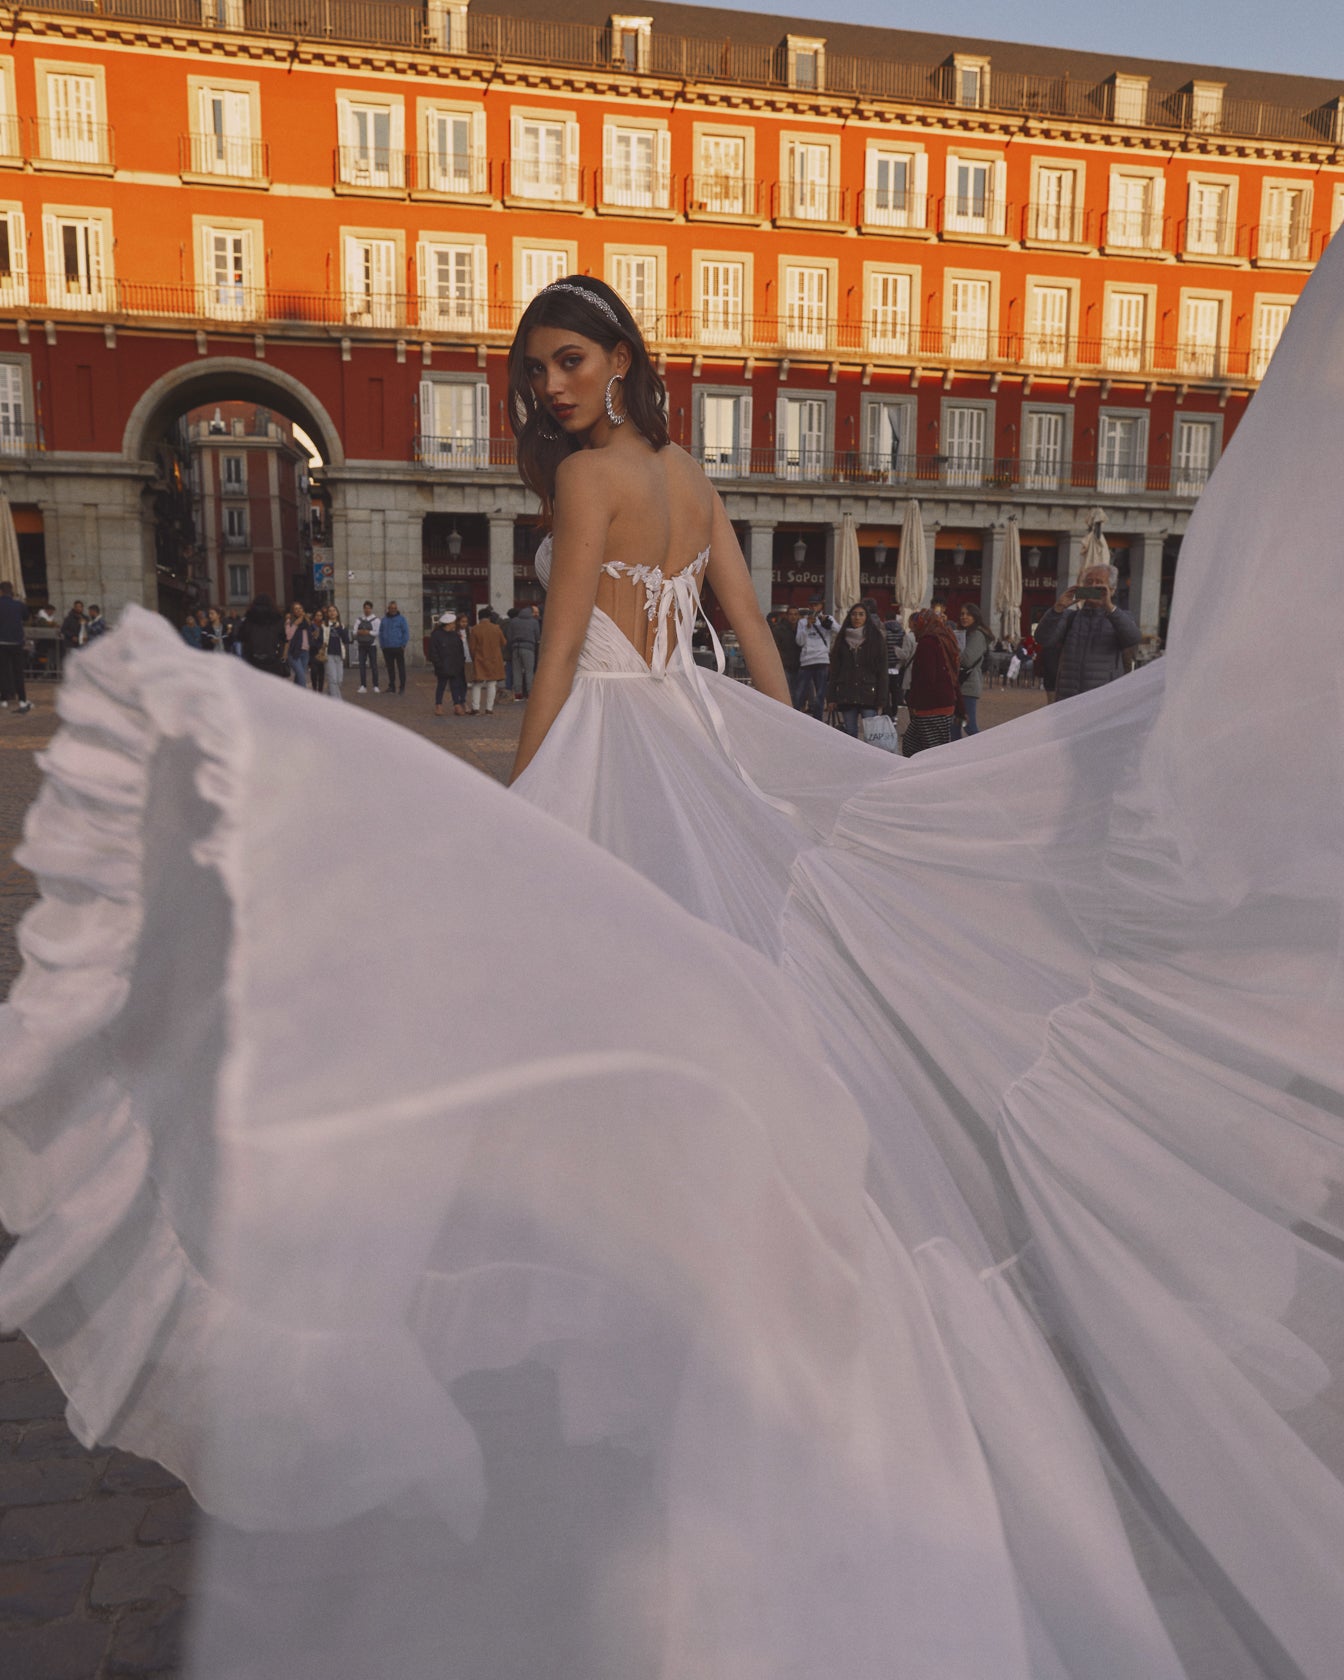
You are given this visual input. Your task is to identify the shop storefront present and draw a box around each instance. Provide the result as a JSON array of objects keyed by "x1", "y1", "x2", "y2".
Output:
[{"x1": 932, "y1": 531, "x2": 983, "y2": 614}]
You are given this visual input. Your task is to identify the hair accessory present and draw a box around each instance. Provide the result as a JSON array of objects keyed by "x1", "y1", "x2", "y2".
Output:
[
  {"x1": 538, "y1": 282, "x2": 622, "y2": 327},
  {"x1": 604, "y1": 373, "x2": 626, "y2": 427}
]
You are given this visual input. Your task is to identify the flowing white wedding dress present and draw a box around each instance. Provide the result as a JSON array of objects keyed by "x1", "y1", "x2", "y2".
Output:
[{"x1": 2, "y1": 240, "x2": 1343, "y2": 1679}]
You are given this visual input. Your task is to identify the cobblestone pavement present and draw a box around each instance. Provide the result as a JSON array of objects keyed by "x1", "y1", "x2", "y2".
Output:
[{"x1": 0, "y1": 660, "x2": 1046, "y2": 1677}]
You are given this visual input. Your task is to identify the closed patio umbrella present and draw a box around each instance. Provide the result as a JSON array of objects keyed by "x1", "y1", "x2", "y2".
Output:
[
  {"x1": 894, "y1": 499, "x2": 927, "y2": 615},
  {"x1": 994, "y1": 518, "x2": 1023, "y2": 643},
  {"x1": 833, "y1": 511, "x2": 861, "y2": 619},
  {"x1": 1078, "y1": 506, "x2": 1109, "y2": 579}
]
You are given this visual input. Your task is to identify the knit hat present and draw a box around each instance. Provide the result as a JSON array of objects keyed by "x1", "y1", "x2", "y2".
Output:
[{"x1": 439, "y1": 612, "x2": 456, "y2": 625}]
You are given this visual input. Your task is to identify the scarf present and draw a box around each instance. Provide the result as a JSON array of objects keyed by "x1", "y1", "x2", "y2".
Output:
[{"x1": 844, "y1": 627, "x2": 867, "y2": 649}]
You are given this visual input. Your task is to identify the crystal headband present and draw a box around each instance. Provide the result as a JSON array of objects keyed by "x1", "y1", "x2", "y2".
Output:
[{"x1": 537, "y1": 282, "x2": 621, "y2": 327}]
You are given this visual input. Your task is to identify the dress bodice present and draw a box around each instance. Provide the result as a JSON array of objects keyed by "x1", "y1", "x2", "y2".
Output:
[{"x1": 535, "y1": 534, "x2": 712, "y2": 676}]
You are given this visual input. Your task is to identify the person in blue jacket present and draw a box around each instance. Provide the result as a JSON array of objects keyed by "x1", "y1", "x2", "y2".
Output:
[{"x1": 378, "y1": 600, "x2": 410, "y2": 694}]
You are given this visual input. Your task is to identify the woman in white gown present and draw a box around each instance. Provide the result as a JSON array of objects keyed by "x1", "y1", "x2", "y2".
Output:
[{"x1": 1, "y1": 264, "x2": 1342, "y2": 1680}]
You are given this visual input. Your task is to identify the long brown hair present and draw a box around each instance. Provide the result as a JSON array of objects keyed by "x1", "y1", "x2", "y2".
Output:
[{"x1": 507, "y1": 276, "x2": 668, "y2": 519}]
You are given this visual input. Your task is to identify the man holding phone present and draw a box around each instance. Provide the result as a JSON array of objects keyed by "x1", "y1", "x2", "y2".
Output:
[{"x1": 1035, "y1": 563, "x2": 1140, "y2": 701}]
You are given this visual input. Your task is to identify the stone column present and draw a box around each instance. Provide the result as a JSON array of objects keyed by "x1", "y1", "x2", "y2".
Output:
[
  {"x1": 488, "y1": 514, "x2": 515, "y2": 615},
  {"x1": 980, "y1": 523, "x2": 1004, "y2": 621},
  {"x1": 744, "y1": 521, "x2": 775, "y2": 612},
  {"x1": 1056, "y1": 530, "x2": 1082, "y2": 594},
  {"x1": 1128, "y1": 532, "x2": 1164, "y2": 640},
  {"x1": 384, "y1": 510, "x2": 422, "y2": 659}
]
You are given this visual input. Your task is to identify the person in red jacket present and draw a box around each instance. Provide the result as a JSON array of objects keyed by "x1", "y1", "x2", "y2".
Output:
[{"x1": 901, "y1": 609, "x2": 961, "y2": 757}]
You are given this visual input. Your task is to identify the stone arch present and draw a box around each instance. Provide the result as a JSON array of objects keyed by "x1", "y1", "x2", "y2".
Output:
[{"x1": 121, "y1": 358, "x2": 344, "y2": 468}]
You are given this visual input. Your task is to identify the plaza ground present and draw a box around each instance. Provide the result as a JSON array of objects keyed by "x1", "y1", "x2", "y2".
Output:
[{"x1": 0, "y1": 659, "x2": 1046, "y2": 1679}]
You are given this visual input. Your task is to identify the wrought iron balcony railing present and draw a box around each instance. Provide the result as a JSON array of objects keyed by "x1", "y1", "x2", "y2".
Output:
[
  {"x1": 409, "y1": 150, "x2": 491, "y2": 195},
  {"x1": 1023, "y1": 200, "x2": 1092, "y2": 244},
  {"x1": 31, "y1": 117, "x2": 114, "y2": 169},
  {"x1": 686, "y1": 174, "x2": 762, "y2": 218},
  {"x1": 181, "y1": 132, "x2": 270, "y2": 180},
  {"x1": 335, "y1": 145, "x2": 407, "y2": 191}
]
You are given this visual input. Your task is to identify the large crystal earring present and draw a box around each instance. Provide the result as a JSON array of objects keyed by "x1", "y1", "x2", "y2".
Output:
[{"x1": 604, "y1": 373, "x2": 626, "y2": 427}]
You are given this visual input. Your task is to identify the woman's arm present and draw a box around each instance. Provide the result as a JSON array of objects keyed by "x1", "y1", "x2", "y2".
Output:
[
  {"x1": 509, "y1": 454, "x2": 612, "y2": 784},
  {"x1": 704, "y1": 492, "x2": 791, "y2": 705}
]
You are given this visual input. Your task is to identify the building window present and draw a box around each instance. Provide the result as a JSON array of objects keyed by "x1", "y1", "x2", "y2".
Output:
[
  {"x1": 0, "y1": 62, "x2": 18, "y2": 160},
  {"x1": 0, "y1": 208, "x2": 28, "y2": 307},
  {"x1": 942, "y1": 402, "x2": 990, "y2": 486},
  {"x1": 510, "y1": 115, "x2": 579, "y2": 202},
  {"x1": 784, "y1": 37, "x2": 826, "y2": 92},
  {"x1": 222, "y1": 453, "x2": 245, "y2": 492},
  {"x1": 1251, "y1": 299, "x2": 1292, "y2": 378},
  {"x1": 694, "y1": 388, "x2": 752, "y2": 476},
  {"x1": 781, "y1": 138, "x2": 836, "y2": 221},
  {"x1": 424, "y1": 108, "x2": 487, "y2": 195},
  {"x1": 343, "y1": 235, "x2": 399, "y2": 327},
  {"x1": 783, "y1": 264, "x2": 828, "y2": 350},
  {"x1": 1177, "y1": 295, "x2": 1224, "y2": 377},
  {"x1": 1185, "y1": 179, "x2": 1232, "y2": 256},
  {"x1": 193, "y1": 86, "x2": 256, "y2": 178},
  {"x1": 693, "y1": 132, "x2": 751, "y2": 216},
  {"x1": 418, "y1": 240, "x2": 487, "y2": 332},
  {"x1": 946, "y1": 276, "x2": 992, "y2": 359},
  {"x1": 201, "y1": 0, "x2": 245, "y2": 28},
  {"x1": 419, "y1": 378, "x2": 489, "y2": 466},
  {"x1": 1173, "y1": 416, "x2": 1218, "y2": 493},
  {"x1": 338, "y1": 100, "x2": 404, "y2": 190},
  {"x1": 202, "y1": 226, "x2": 256, "y2": 320},
  {"x1": 223, "y1": 504, "x2": 250, "y2": 548},
  {"x1": 867, "y1": 270, "x2": 911, "y2": 355},
  {"x1": 1107, "y1": 170, "x2": 1164, "y2": 250},
  {"x1": 951, "y1": 56, "x2": 990, "y2": 108},
  {"x1": 0, "y1": 360, "x2": 26, "y2": 454},
  {"x1": 602, "y1": 124, "x2": 670, "y2": 209},
  {"x1": 776, "y1": 395, "x2": 829, "y2": 478},
  {"x1": 519, "y1": 245, "x2": 567, "y2": 302},
  {"x1": 1332, "y1": 185, "x2": 1344, "y2": 237},
  {"x1": 1111, "y1": 74, "x2": 1149, "y2": 126},
  {"x1": 1030, "y1": 165, "x2": 1082, "y2": 243},
  {"x1": 862, "y1": 396, "x2": 914, "y2": 478},
  {"x1": 42, "y1": 213, "x2": 109, "y2": 309},
  {"x1": 226, "y1": 561, "x2": 252, "y2": 600},
  {"x1": 1105, "y1": 290, "x2": 1149, "y2": 371},
  {"x1": 610, "y1": 16, "x2": 652, "y2": 73},
  {"x1": 610, "y1": 252, "x2": 659, "y2": 332},
  {"x1": 698, "y1": 258, "x2": 745, "y2": 345},
  {"x1": 1097, "y1": 412, "x2": 1148, "y2": 493},
  {"x1": 1189, "y1": 82, "x2": 1224, "y2": 132},
  {"x1": 864, "y1": 148, "x2": 926, "y2": 230},
  {"x1": 42, "y1": 71, "x2": 105, "y2": 166},
  {"x1": 1260, "y1": 183, "x2": 1312, "y2": 262},
  {"x1": 1021, "y1": 406, "x2": 1068, "y2": 490},
  {"x1": 945, "y1": 155, "x2": 1006, "y2": 236},
  {"x1": 1026, "y1": 284, "x2": 1070, "y2": 368}
]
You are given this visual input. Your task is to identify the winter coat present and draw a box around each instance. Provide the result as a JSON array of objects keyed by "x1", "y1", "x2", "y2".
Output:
[
  {"x1": 0, "y1": 595, "x2": 27, "y2": 645},
  {"x1": 468, "y1": 619, "x2": 507, "y2": 683},
  {"x1": 1035, "y1": 604, "x2": 1140, "y2": 700},
  {"x1": 378, "y1": 611, "x2": 410, "y2": 650},
  {"x1": 906, "y1": 632, "x2": 960, "y2": 715},
  {"x1": 771, "y1": 618, "x2": 802, "y2": 674},
  {"x1": 828, "y1": 628, "x2": 889, "y2": 710},
  {"x1": 507, "y1": 614, "x2": 542, "y2": 652},
  {"x1": 958, "y1": 627, "x2": 991, "y2": 699},
  {"x1": 429, "y1": 625, "x2": 466, "y2": 677}
]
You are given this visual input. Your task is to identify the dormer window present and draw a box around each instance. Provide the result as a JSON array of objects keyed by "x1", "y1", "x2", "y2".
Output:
[
  {"x1": 426, "y1": 0, "x2": 469, "y2": 52},
  {"x1": 951, "y1": 55, "x2": 990, "y2": 109},
  {"x1": 610, "y1": 15, "x2": 651, "y2": 73},
  {"x1": 1111, "y1": 74, "x2": 1149, "y2": 126},
  {"x1": 784, "y1": 36, "x2": 826, "y2": 92},
  {"x1": 1189, "y1": 81, "x2": 1224, "y2": 132}
]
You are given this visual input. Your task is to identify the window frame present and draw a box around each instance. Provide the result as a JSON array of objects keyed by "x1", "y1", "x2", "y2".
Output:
[
  {"x1": 777, "y1": 130, "x2": 842, "y2": 225},
  {"x1": 862, "y1": 143, "x2": 928, "y2": 233},
  {"x1": 417, "y1": 232, "x2": 488, "y2": 333},
  {"x1": 1096, "y1": 407, "x2": 1150, "y2": 494},
  {"x1": 605, "y1": 244, "x2": 665, "y2": 336},
  {"x1": 1020, "y1": 403, "x2": 1073, "y2": 491},
  {"x1": 185, "y1": 76, "x2": 265, "y2": 184},
  {"x1": 508, "y1": 109, "x2": 582, "y2": 206},
  {"x1": 774, "y1": 390, "x2": 834, "y2": 479},
  {"x1": 1101, "y1": 282, "x2": 1156, "y2": 373},
  {"x1": 942, "y1": 267, "x2": 999, "y2": 360},
  {"x1": 194, "y1": 214, "x2": 263, "y2": 321},
  {"x1": 1182, "y1": 172, "x2": 1238, "y2": 258},
  {"x1": 862, "y1": 261, "x2": 919, "y2": 357},
  {"x1": 1257, "y1": 177, "x2": 1314, "y2": 265},
  {"x1": 600, "y1": 116, "x2": 672, "y2": 213},
  {"x1": 0, "y1": 354, "x2": 33, "y2": 455},
  {"x1": 514, "y1": 237, "x2": 579, "y2": 308},
  {"x1": 416, "y1": 100, "x2": 488, "y2": 198},
  {"x1": 1175, "y1": 289, "x2": 1229, "y2": 378},
  {"x1": 339, "y1": 225, "x2": 405, "y2": 328},
  {"x1": 694, "y1": 250, "x2": 751, "y2": 348},
  {"x1": 41, "y1": 203, "x2": 114, "y2": 310},
  {"x1": 0, "y1": 202, "x2": 29, "y2": 308},
  {"x1": 693, "y1": 384, "x2": 754, "y2": 477},
  {"x1": 1171, "y1": 412, "x2": 1222, "y2": 493},
  {"x1": 335, "y1": 91, "x2": 407, "y2": 193},
  {"x1": 779, "y1": 255, "x2": 836, "y2": 352},
  {"x1": 418, "y1": 374, "x2": 491, "y2": 467},
  {"x1": 1250, "y1": 294, "x2": 1294, "y2": 379},
  {"x1": 1023, "y1": 276, "x2": 1078, "y2": 370},
  {"x1": 944, "y1": 150, "x2": 1008, "y2": 238},
  {"x1": 939, "y1": 397, "x2": 995, "y2": 486},
  {"x1": 1105, "y1": 164, "x2": 1166, "y2": 254},
  {"x1": 0, "y1": 57, "x2": 20, "y2": 165},
  {"x1": 34, "y1": 60, "x2": 112, "y2": 172},
  {"x1": 1027, "y1": 158, "x2": 1086, "y2": 245},
  {"x1": 689, "y1": 124, "x2": 757, "y2": 220}
]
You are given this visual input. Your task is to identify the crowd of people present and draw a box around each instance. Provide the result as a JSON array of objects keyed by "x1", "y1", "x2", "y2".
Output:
[
  {"x1": 3, "y1": 565, "x2": 1142, "y2": 744},
  {"x1": 765, "y1": 559, "x2": 1140, "y2": 756}
]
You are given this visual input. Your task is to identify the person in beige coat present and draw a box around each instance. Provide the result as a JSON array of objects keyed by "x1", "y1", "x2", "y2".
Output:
[{"x1": 467, "y1": 610, "x2": 507, "y2": 715}]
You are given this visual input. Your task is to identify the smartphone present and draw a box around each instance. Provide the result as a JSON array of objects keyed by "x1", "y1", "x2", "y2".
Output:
[{"x1": 1074, "y1": 585, "x2": 1107, "y2": 601}]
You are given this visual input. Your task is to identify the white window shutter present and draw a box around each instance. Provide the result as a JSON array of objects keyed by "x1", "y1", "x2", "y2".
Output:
[
  {"x1": 473, "y1": 244, "x2": 488, "y2": 327},
  {"x1": 693, "y1": 387, "x2": 704, "y2": 446},
  {"x1": 510, "y1": 112, "x2": 522, "y2": 182},
  {"x1": 343, "y1": 236, "x2": 362, "y2": 297},
  {"x1": 864, "y1": 146, "x2": 878, "y2": 194},
  {"x1": 472, "y1": 109, "x2": 486, "y2": 185},
  {"x1": 564, "y1": 120, "x2": 580, "y2": 196},
  {"x1": 657, "y1": 129, "x2": 671, "y2": 204},
  {"x1": 602, "y1": 122, "x2": 614, "y2": 180},
  {"x1": 738, "y1": 391, "x2": 752, "y2": 454},
  {"x1": 338, "y1": 99, "x2": 352, "y2": 151},
  {"x1": 419, "y1": 378, "x2": 436, "y2": 439},
  {"x1": 87, "y1": 220, "x2": 105, "y2": 293},
  {"x1": 8, "y1": 211, "x2": 26, "y2": 288},
  {"x1": 912, "y1": 151, "x2": 928, "y2": 222},
  {"x1": 1150, "y1": 172, "x2": 1166, "y2": 225},
  {"x1": 992, "y1": 159, "x2": 1007, "y2": 234},
  {"x1": 474, "y1": 380, "x2": 489, "y2": 443},
  {"x1": 42, "y1": 213, "x2": 60, "y2": 291},
  {"x1": 1107, "y1": 170, "x2": 1123, "y2": 220},
  {"x1": 390, "y1": 102, "x2": 404, "y2": 149},
  {"x1": 415, "y1": 240, "x2": 430, "y2": 317}
]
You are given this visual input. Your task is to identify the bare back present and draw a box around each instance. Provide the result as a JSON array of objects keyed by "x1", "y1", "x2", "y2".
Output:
[{"x1": 602, "y1": 442, "x2": 717, "y2": 578}]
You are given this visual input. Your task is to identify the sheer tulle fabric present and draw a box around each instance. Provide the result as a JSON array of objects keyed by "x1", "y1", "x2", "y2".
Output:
[{"x1": 2, "y1": 241, "x2": 1343, "y2": 1677}]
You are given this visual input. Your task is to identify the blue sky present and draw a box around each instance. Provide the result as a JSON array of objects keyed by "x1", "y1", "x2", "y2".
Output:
[{"x1": 731, "y1": 0, "x2": 1344, "y2": 80}]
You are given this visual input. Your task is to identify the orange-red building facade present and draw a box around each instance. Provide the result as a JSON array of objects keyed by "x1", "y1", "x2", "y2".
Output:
[{"x1": 0, "y1": 0, "x2": 1339, "y2": 639}]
